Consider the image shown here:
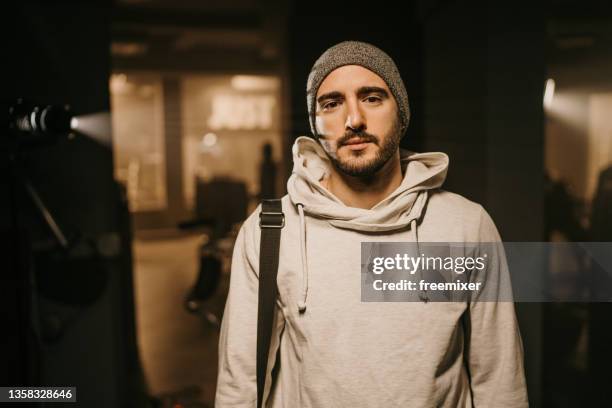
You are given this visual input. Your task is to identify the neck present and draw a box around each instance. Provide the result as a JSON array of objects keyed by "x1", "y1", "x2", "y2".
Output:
[{"x1": 321, "y1": 151, "x2": 404, "y2": 209}]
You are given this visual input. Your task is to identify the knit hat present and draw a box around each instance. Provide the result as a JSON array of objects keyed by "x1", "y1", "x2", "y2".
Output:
[{"x1": 306, "y1": 41, "x2": 410, "y2": 138}]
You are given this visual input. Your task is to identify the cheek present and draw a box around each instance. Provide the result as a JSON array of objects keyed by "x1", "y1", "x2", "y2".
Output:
[
  {"x1": 315, "y1": 113, "x2": 344, "y2": 137},
  {"x1": 368, "y1": 107, "x2": 397, "y2": 135},
  {"x1": 319, "y1": 138, "x2": 335, "y2": 156}
]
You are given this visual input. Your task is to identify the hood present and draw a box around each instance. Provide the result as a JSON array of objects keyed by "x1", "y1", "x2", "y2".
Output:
[
  {"x1": 287, "y1": 136, "x2": 448, "y2": 231},
  {"x1": 286, "y1": 136, "x2": 449, "y2": 312}
]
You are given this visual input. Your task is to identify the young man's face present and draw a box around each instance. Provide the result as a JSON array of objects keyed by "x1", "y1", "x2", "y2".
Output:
[{"x1": 315, "y1": 65, "x2": 402, "y2": 178}]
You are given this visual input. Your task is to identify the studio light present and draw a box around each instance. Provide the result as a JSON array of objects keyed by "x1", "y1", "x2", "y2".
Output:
[
  {"x1": 9, "y1": 99, "x2": 74, "y2": 139},
  {"x1": 7, "y1": 99, "x2": 113, "y2": 148}
]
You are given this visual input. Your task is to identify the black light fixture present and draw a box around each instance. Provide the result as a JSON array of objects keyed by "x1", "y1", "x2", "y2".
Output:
[
  {"x1": 8, "y1": 98, "x2": 75, "y2": 147},
  {"x1": 6, "y1": 98, "x2": 78, "y2": 248}
]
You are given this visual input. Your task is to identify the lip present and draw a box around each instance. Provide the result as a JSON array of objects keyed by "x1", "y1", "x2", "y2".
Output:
[
  {"x1": 344, "y1": 137, "x2": 368, "y2": 145},
  {"x1": 345, "y1": 142, "x2": 370, "y2": 151},
  {"x1": 343, "y1": 137, "x2": 372, "y2": 151}
]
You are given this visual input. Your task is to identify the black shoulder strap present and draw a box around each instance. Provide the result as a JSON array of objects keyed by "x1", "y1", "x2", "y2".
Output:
[{"x1": 257, "y1": 199, "x2": 284, "y2": 408}]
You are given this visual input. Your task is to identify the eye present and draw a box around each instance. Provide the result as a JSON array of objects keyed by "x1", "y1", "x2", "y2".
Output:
[
  {"x1": 363, "y1": 95, "x2": 382, "y2": 104},
  {"x1": 322, "y1": 100, "x2": 341, "y2": 111}
]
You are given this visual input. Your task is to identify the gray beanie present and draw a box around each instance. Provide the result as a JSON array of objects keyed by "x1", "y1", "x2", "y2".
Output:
[{"x1": 306, "y1": 41, "x2": 410, "y2": 138}]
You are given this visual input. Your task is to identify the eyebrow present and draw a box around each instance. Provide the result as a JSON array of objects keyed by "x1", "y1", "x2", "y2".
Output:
[
  {"x1": 317, "y1": 91, "x2": 343, "y2": 104},
  {"x1": 316, "y1": 86, "x2": 390, "y2": 105},
  {"x1": 356, "y1": 86, "x2": 390, "y2": 99}
]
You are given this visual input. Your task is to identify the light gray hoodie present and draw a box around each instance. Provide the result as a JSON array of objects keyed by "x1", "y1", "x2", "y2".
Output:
[{"x1": 216, "y1": 136, "x2": 528, "y2": 407}]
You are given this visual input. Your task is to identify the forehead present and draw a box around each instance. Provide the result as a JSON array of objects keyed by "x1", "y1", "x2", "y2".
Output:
[{"x1": 316, "y1": 65, "x2": 389, "y2": 97}]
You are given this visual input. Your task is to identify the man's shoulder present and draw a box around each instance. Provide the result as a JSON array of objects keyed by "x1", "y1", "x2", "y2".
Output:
[
  {"x1": 428, "y1": 188, "x2": 484, "y2": 217},
  {"x1": 426, "y1": 189, "x2": 501, "y2": 240}
]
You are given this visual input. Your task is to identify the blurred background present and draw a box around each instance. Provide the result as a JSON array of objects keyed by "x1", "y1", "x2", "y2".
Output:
[{"x1": 3, "y1": 0, "x2": 611, "y2": 407}]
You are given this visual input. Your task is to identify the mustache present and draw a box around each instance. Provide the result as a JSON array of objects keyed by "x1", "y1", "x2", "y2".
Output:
[{"x1": 337, "y1": 129, "x2": 379, "y2": 147}]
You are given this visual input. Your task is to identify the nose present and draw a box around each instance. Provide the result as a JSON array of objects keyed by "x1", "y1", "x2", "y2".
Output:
[{"x1": 345, "y1": 98, "x2": 366, "y2": 132}]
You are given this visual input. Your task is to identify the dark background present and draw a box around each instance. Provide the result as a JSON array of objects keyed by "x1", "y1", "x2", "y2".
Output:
[{"x1": 4, "y1": 0, "x2": 611, "y2": 406}]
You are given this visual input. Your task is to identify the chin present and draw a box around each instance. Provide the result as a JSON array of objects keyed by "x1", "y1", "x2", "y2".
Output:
[{"x1": 338, "y1": 155, "x2": 380, "y2": 173}]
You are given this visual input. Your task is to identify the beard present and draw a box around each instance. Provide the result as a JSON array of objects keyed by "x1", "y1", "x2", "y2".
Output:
[{"x1": 325, "y1": 117, "x2": 403, "y2": 178}]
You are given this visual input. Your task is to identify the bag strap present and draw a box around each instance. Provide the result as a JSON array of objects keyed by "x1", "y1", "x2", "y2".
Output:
[{"x1": 257, "y1": 199, "x2": 284, "y2": 408}]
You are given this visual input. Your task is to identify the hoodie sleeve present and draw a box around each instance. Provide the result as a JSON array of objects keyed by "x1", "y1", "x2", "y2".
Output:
[
  {"x1": 465, "y1": 206, "x2": 529, "y2": 408},
  {"x1": 215, "y1": 208, "x2": 285, "y2": 407}
]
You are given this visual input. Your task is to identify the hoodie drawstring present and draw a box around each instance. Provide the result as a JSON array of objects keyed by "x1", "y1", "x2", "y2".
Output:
[
  {"x1": 297, "y1": 204, "x2": 309, "y2": 313},
  {"x1": 296, "y1": 206, "x2": 426, "y2": 311},
  {"x1": 410, "y1": 218, "x2": 429, "y2": 303}
]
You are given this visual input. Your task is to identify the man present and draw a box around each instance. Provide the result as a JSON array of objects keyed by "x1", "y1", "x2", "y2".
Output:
[{"x1": 216, "y1": 41, "x2": 528, "y2": 407}]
